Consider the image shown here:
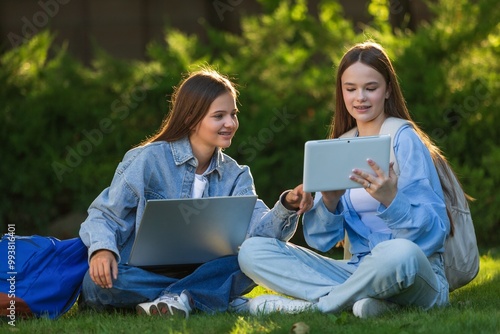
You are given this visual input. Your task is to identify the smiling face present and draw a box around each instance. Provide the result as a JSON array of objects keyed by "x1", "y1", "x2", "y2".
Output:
[
  {"x1": 189, "y1": 92, "x2": 239, "y2": 152},
  {"x1": 341, "y1": 61, "x2": 391, "y2": 127}
]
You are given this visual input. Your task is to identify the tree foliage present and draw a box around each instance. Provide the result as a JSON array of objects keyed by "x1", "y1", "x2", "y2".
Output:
[{"x1": 1, "y1": 0, "x2": 498, "y2": 246}]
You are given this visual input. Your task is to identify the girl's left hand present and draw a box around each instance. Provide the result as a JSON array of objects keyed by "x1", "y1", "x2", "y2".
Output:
[
  {"x1": 350, "y1": 159, "x2": 398, "y2": 207},
  {"x1": 284, "y1": 184, "x2": 314, "y2": 215}
]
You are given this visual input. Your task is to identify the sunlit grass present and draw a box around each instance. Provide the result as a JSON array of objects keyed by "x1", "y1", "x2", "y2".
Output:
[{"x1": 10, "y1": 251, "x2": 499, "y2": 334}]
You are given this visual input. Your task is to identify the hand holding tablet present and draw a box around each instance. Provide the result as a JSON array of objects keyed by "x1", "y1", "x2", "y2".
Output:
[{"x1": 303, "y1": 135, "x2": 391, "y2": 192}]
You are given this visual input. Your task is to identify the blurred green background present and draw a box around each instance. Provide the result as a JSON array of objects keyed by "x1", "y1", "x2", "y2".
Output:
[{"x1": 1, "y1": 0, "x2": 499, "y2": 249}]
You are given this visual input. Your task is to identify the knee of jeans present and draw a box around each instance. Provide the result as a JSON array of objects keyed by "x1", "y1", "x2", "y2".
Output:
[
  {"x1": 81, "y1": 271, "x2": 117, "y2": 306},
  {"x1": 238, "y1": 237, "x2": 271, "y2": 274},
  {"x1": 373, "y1": 239, "x2": 422, "y2": 268},
  {"x1": 82, "y1": 271, "x2": 97, "y2": 294}
]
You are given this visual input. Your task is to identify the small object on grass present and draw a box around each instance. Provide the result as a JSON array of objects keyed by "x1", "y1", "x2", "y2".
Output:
[{"x1": 290, "y1": 321, "x2": 310, "y2": 334}]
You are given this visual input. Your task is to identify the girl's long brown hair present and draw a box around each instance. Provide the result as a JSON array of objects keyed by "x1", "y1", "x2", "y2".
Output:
[
  {"x1": 330, "y1": 41, "x2": 472, "y2": 233},
  {"x1": 140, "y1": 68, "x2": 238, "y2": 145}
]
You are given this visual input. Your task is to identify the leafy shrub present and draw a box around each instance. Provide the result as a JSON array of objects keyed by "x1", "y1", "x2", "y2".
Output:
[{"x1": 0, "y1": 0, "x2": 498, "y2": 247}]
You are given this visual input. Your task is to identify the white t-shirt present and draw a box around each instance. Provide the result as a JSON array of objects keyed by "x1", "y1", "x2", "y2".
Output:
[
  {"x1": 350, "y1": 188, "x2": 390, "y2": 234},
  {"x1": 192, "y1": 174, "x2": 207, "y2": 198}
]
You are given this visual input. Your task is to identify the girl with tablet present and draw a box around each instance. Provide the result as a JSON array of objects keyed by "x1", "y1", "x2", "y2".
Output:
[
  {"x1": 239, "y1": 41, "x2": 460, "y2": 318},
  {"x1": 79, "y1": 68, "x2": 312, "y2": 318}
]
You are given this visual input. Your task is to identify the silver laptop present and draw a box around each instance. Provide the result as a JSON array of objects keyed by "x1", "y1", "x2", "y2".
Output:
[
  {"x1": 303, "y1": 135, "x2": 391, "y2": 192},
  {"x1": 127, "y1": 195, "x2": 258, "y2": 268}
]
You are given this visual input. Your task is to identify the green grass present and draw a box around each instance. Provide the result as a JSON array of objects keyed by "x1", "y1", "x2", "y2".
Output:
[{"x1": 8, "y1": 250, "x2": 500, "y2": 334}]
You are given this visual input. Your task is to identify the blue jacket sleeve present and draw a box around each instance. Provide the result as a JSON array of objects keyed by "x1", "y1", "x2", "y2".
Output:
[
  {"x1": 246, "y1": 191, "x2": 301, "y2": 241},
  {"x1": 377, "y1": 126, "x2": 449, "y2": 256},
  {"x1": 227, "y1": 165, "x2": 300, "y2": 241},
  {"x1": 302, "y1": 193, "x2": 345, "y2": 252},
  {"x1": 79, "y1": 156, "x2": 140, "y2": 263}
]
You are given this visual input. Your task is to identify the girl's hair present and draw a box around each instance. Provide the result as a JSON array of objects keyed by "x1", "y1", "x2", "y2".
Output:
[
  {"x1": 330, "y1": 41, "x2": 471, "y2": 233},
  {"x1": 330, "y1": 41, "x2": 410, "y2": 138},
  {"x1": 141, "y1": 68, "x2": 238, "y2": 145}
]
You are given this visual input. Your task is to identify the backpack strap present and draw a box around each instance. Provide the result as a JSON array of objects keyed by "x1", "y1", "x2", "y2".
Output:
[
  {"x1": 339, "y1": 127, "x2": 358, "y2": 138},
  {"x1": 339, "y1": 117, "x2": 411, "y2": 174},
  {"x1": 379, "y1": 117, "x2": 411, "y2": 175}
]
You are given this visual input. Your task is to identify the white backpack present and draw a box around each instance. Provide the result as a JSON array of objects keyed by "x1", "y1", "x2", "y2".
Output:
[{"x1": 341, "y1": 117, "x2": 480, "y2": 291}]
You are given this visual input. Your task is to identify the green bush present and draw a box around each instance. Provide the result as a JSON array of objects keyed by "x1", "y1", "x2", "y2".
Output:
[{"x1": 0, "y1": 0, "x2": 498, "y2": 247}]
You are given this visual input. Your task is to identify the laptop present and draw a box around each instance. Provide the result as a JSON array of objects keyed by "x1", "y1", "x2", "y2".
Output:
[
  {"x1": 127, "y1": 195, "x2": 258, "y2": 269},
  {"x1": 303, "y1": 135, "x2": 391, "y2": 192}
]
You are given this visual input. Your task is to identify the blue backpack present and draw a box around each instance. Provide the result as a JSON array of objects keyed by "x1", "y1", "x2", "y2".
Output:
[{"x1": 0, "y1": 234, "x2": 89, "y2": 321}]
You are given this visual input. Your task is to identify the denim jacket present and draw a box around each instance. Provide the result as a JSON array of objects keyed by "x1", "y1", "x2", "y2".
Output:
[
  {"x1": 79, "y1": 137, "x2": 299, "y2": 263},
  {"x1": 303, "y1": 125, "x2": 450, "y2": 264}
]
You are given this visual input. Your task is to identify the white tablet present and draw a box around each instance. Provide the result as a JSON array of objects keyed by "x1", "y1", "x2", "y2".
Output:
[{"x1": 303, "y1": 135, "x2": 391, "y2": 192}]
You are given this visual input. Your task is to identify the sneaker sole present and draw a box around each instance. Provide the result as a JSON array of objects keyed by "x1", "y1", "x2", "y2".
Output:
[
  {"x1": 157, "y1": 302, "x2": 187, "y2": 318},
  {"x1": 136, "y1": 303, "x2": 161, "y2": 316},
  {"x1": 136, "y1": 306, "x2": 148, "y2": 316}
]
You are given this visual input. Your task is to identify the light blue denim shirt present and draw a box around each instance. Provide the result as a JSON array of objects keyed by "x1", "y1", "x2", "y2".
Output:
[
  {"x1": 79, "y1": 137, "x2": 299, "y2": 263},
  {"x1": 303, "y1": 125, "x2": 450, "y2": 264}
]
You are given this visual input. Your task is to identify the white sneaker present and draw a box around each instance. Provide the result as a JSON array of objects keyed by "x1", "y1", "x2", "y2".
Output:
[
  {"x1": 352, "y1": 298, "x2": 399, "y2": 319},
  {"x1": 248, "y1": 294, "x2": 315, "y2": 315},
  {"x1": 136, "y1": 300, "x2": 160, "y2": 316},
  {"x1": 137, "y1": 290, "x2": 193, "y2": 319}
]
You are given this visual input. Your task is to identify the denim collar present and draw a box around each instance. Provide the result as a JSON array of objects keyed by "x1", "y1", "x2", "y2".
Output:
[{"x1": 169, "y1": 137, "x2": 225, "y2": 178}]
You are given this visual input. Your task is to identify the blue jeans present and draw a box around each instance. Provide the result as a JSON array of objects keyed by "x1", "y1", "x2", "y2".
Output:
[
  {"x1": 80, "y1": 255, "x2": 255, "y2": 313},
  {"x1": 238, "y1": 237, "x2": 449, "y2": 313}
]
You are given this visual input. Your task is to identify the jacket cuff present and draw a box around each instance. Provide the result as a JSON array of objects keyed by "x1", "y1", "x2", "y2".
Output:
[
  {"x1": 378, "y1": 191, "x2": 411, "y2": 227},
  {"x1": 88, "y1": 243, "x2": 121, "y2": 264}
]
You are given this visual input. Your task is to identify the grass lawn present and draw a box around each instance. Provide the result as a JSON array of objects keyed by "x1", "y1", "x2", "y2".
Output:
[{"x1": 8, "y1": 248, "x2": 500, "y2": 334}]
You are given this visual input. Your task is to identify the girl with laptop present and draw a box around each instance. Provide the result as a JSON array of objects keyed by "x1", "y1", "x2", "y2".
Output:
[
  {"x1": 78, "y1": 68, "x2": 312, "y2": 318},
  {"x1": 238, "y1": 41, "x2": 460, "y2": 318}
]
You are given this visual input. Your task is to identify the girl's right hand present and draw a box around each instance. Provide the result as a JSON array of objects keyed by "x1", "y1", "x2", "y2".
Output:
[
  {"x1": 89, "y1": 249, "x2": 118, "y2": 289},
  {"x1": 320, "y1": 190, "x2": 345, "y2": 212}
]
